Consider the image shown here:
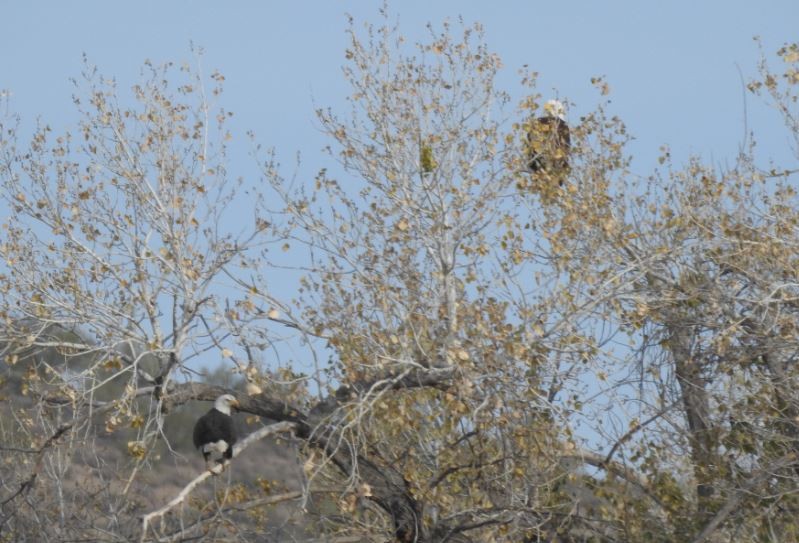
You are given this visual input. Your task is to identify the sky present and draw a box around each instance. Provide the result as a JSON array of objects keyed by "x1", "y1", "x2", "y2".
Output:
[
  {"x1": 0, "y1": 2, "x2": 796, "y2": 381},
  {"x1": 0, "y1": 1, "x2": 795, "y2": 511},
  {"x1": 1, "y1": 1, "x2": 797, "y2": 176}
]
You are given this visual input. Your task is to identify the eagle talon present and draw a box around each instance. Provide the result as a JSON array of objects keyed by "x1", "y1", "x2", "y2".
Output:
[{"x1": 208, "y1": 465, "x2": 226, "y2": 476}]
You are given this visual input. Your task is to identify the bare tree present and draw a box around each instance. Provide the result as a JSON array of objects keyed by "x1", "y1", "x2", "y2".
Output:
[
  {"x1": 0, "y1": 57, "x2": 289, "y2": 541},
  {"x1": 1, "y1": 10, "x2": 798, "y2": 543}
]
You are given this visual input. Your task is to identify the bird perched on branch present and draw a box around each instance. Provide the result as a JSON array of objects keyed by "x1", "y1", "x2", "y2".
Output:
[
  {"x1": 527, "y1": 99, "x2": 571, "y2": 186},
  {"x1": 193, "y1": 394, "x2": 239, "y2": 473}
]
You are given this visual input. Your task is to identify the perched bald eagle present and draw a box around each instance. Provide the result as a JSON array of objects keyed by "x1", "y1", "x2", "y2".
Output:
[
  {"x1": 193, "y1": 394, "x2": 239, "y2": 473},
  {"x1": 527, "y1": 99, "x2": 571, "y2": 185}
]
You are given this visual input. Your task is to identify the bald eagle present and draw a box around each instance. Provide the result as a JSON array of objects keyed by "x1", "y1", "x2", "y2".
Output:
[
  {"x1": 527, "y1": 99, "x2": 571, "y2": 185},
  {"x1": 193, "y1": 394, "x2": 239, "y2": 473}
]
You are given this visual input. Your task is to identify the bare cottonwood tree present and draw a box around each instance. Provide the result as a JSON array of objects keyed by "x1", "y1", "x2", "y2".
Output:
[
  {"x1": 0, "y1": 58, "x2": 295, "y2": 541},
  {"x1": 1, "y1": 10, "x2": 798, "y2": 543}
]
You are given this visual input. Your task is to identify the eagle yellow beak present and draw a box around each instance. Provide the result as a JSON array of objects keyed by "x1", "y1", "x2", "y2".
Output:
[{"x1": 231, "y1": 398, "x2": 240, "y2": 411}]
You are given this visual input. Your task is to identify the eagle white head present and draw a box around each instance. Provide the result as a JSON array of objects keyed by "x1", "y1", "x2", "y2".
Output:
[
  {"x1": 214, "y1": 394, "x2": 240, "y2": 415},
  {"x1": 544, "y1": 99, "x2": 566, "y2": 121}
]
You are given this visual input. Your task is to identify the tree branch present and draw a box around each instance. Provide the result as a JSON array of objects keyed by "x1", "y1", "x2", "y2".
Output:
[
  {"x1": 690, "y1": 452, "x2": 798, "y2": 543},
  {"x1": 563, "y1": 450, "x2": 670, "y2": 512},
  {"x1": 158, "y1": 491, "x2": 302, "y2": 542},
  {"x1": 602, "y1": 400, "x2": 680, "y2": 466},
  {"x1": 140, "y1": 421, "x2": 297, "y2": 542}
]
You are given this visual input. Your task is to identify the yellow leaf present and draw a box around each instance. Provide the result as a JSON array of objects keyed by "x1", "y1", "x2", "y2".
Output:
[
  {"x1": 257, "y1": 478, "x2": 273, "y2": 494},
  {"x1": 103, "y1": 357, "x2": 122, "y2": 370},
  {"x1": 420, "y1": 144, "x2": 437, "y2": 173},
  {"x1": 268, "y1": 308, "x2": 280, "y2": 319},
  {"x1": 303, "y1": 452, "x2": 316, "y2": 476},
  {"x1": 127, "y1": 441, "x2": 146, "y2": 460},
  {"x1": 106, "y1": 415, "x2": 119, "y2": 433},
  {"x1": 221, "y1": 348, "x2": 233, "y2": 358},
  {"x1": 339, "y1": 494, "x2": 358, "y2": 513}
]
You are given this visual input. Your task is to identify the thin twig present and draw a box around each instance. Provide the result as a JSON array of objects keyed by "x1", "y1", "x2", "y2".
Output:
[
  {"x1": 690, "y1": 453, "x2": 797, "y2": 543},
  {"x1": 158, "y1": 491, "x2": 302, "y2": 542}
]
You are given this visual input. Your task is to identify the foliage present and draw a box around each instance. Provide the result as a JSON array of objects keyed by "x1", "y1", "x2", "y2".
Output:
[{"x1": 0, "y1": 9, "x2": 798, "y2": 543}]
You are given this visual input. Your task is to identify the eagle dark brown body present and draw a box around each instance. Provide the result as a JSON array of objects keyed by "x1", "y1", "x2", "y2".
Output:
[{"x1": 527, "y1": 100, "x2": 571, "y2": 186}]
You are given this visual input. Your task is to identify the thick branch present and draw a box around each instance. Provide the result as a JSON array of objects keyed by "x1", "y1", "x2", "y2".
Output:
[
  {"x1": 162, "y1": 382, "x2": 309, "y2": 425},
  {"x1": 140, "y1": 421, "x2": 297, "y2": 542},
  {"x1": 6, "y1": 368, "x2": 455, "y2": 541}
]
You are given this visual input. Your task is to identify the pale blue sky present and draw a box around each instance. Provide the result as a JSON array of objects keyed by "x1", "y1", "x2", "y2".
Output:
[
  {"x1": 1, "y1": 2, "x2": 797, "y2": 418},
  {"x1": 1, "y1": 1, "x2": 797, "y2": 174}
]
